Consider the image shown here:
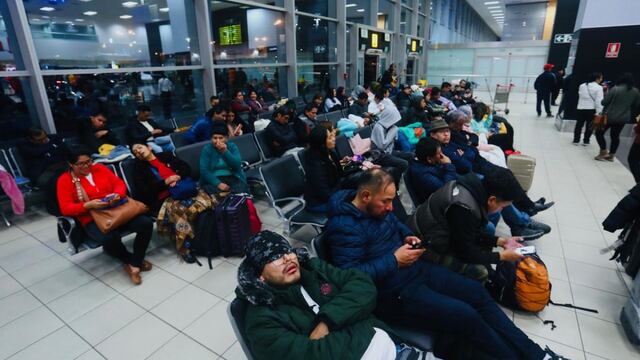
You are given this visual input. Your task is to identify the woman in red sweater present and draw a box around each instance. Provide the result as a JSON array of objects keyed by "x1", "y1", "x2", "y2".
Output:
[{"x1": 57, "y1": 148, "x2": 154, "y2": 285}]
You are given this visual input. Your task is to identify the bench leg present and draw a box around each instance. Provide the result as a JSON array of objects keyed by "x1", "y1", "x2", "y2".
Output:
[{"x1": 1, "y1": 212, "x2": 11, "y2": 227}]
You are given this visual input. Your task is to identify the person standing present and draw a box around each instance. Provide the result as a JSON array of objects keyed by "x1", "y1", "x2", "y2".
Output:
[
  {"x1": 551, "y1": 67, "x2": 565, "y2": 106},
  {"x1": 574, "y1": 73, "x2": 604, "y2": 146},
  {"x1": 534, "y1": 64, "x2": 556, "y2": 117},
  {"x1": 158, "y1": 73, "x2": 174, "y2": 120},
  {"x1": 595, "y1": 73, "x2": 640, "y2": 161}
]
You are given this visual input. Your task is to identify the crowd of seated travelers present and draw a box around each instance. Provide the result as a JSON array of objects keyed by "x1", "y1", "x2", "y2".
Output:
[{"x1": 23, "y1": 77, "x2": 569, "y2": 359}]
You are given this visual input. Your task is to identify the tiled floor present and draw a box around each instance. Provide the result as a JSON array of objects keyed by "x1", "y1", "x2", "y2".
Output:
[{"x1": 0, "y1": 92, "x2": 639, "y2": 359}]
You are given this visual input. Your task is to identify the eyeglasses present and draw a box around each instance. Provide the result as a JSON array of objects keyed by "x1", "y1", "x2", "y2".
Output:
[{"x1": 73, "y1": 160, "x2": 92, "y2": 167}]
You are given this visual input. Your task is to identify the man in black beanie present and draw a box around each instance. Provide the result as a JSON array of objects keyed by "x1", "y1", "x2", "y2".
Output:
[{"x1": 235, "y1": 230, "x2": 433, "y2": 360}]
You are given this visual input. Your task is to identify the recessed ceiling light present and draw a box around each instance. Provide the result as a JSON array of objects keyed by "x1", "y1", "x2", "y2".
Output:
[
  {"x1": 122, "y1": 1, "x2": 138, "y2": 8},
  {"x1": 356, "y1": 9, "x2": 365, "y2": 12},
  {"x1": 40, "y1": 7, "x2": 55, "y2": 12},
  {"x1": 83, "y1": 11, "x2": 97, "y2": 16},
  {"x1": 120, "y1": 15, "x2": 133, "y2": 19},
  {"x1": 346, "y1": 4, "x2": 357, "y2": 8},
  {"x1": 487, "y1": 6, "x2": 501, "y2": 9},
  {"x1": 377, "y1": 12, "x2": 384, "y2": 15},
  {"x1": 490, "y1": 10, "x2": 503, "y2": 13},
  {"x1": 484, "y1": 1, "x2": 500, "y2": 4},
  {"x1": 41, "y1": 15, "x2": 50, "y2": 19},
  {"x1": 65, "y1": 21, "x2": 74, "y2": 24},
  {"x1": 159, "y1": 7, "x2": 169, "y2": 12},
  {"x1": 78, "y1": 0, "x2": 93, "y2": 2},
  {"x1": 75, "y1": 18, "x2": 84, "y2": 22}
]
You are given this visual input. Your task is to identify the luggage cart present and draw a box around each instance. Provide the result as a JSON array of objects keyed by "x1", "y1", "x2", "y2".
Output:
[{"x1": 492, "y1": 83, "x2": 515, "y2": 115}]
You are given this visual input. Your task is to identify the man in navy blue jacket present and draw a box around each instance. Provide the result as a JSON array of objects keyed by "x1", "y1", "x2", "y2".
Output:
[
  {"x1": 534, "y1": 64, "x2": 556, "y2": 117},
  {"x1": 406, "y1": 137, "x2": 457, "y2": 205},
  {"x1": 324, "y1": 169, "x2": 567, "y2": 360}
]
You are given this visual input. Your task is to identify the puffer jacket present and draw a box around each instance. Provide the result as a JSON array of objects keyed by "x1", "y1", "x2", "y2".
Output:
[
  {"x1": 237, "y1": 254, "x2": 391, "y2": 360},
  {"x1": 603, "y1": 183, "x2": 640, "y2": 232},
  {"x1": 324, "y1": 190, "x2": 421, "y2": 293}
]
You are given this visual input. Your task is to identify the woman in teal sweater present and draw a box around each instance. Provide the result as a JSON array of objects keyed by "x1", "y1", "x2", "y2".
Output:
[{"x1": 199, "y1": 123, "x2": 248, "y2": 195}]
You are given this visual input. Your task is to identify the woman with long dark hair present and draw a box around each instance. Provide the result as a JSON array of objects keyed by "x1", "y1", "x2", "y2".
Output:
[
  {"x1": 595, "y1": 73, "x2": 640, "y2": 161},
  {"x1": 303, "y1": 126, "x2": 343, "y2": 213},
  {"x1": 574, "y1": 72, "x2": 604, "y2": 145}
]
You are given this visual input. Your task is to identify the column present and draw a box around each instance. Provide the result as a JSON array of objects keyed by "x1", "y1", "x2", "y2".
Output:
[
  {"x1": 194, "y1": 0, "x2": 216, "y2": 99},
  {"x1": 284, "y1": 0, "x2": 298, "y2": 98}
]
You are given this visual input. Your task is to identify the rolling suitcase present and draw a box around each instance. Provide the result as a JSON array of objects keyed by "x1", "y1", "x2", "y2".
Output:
[
  {"x1": 507, "y1": 154, "x2": 536, "y2": 192},
  {"x1": 215, "y1": 194, "x2": 252, "y2": 257},
  {"x1": 621, "y1": 271, "x2": 640, "y2": 344}
]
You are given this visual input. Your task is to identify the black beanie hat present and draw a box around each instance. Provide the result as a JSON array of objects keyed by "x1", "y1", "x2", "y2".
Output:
[{"x1": 245, "y1": 230, "x2": 293, "y2": 273}]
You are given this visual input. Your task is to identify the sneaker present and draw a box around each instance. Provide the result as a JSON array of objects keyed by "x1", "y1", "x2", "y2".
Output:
[
  {"x1": 511, "y1": 226, "x2": 545, "y2": 240},
  {"x1": 546, "y1": 113, "x2": 554, "y2": 118},
  {"x1": 535, "y1": 197, "x2": 546, "y2": 205},
  {"x1": 572, "y1": 142, "x2": 579, "y2": 146},
  {"x1": 604, "y1": 154, "x2": 615, "y2": 162},
  {"x1": 528, "y1": 219, "x2": 552, "y2": 234},
  {"x1": 594, "y1": 150, "x2": 608, "y2": 161},
  {"x1": 526, "y1": 201, "x2": 555, "y2": 216},
  {"x1": 543, "y1": 346, "x2": 571, "y2": 360},
  {"x1": 537, "y1": 112, "x2": 542, "y2": 117},
  {"x1": 581, "y1": 142, "x2": 589, "y2": 146},
  {"x1": 396, "y1": 344, "x2": 439, "y2": 360}
]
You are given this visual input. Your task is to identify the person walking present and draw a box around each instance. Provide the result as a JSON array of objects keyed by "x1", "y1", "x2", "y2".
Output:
[
  {"x1": 534, "y1": 64, "x2": 556, "y2": 117},
  {"x1": 595, "y1": 73, "x2": 640, "y2": 161},
  {"x1": 574, "y1": 72, "x2": 604, "y2": 146},
  {"x1": 158, "y1": 73, "x2": 174, "y2": 120},
  {"x1": 551, "y1": 67, "x2": 565, "y2": 106}
]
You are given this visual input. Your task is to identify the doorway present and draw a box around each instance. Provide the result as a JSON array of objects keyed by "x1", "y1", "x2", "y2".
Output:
[
  {"x1": 364, "y1": 54, "x2": 379, "y2": 85},
  {"x1": 406, "y1": 57, "x2": 418, "y2": 85}
]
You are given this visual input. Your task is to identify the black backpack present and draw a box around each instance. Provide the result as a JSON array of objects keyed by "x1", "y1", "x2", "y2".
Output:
[{"x1": 188, "y1": 209, "x2": 220, "y2": 269}]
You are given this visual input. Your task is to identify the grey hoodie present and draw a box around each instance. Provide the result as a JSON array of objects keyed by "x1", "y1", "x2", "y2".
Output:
[
  {"x1": 602, "y1": 85, "x2": 640, "y2": 124},
  {"x1": 371, "y1": 98, "x2": 402, "y2": 154}
]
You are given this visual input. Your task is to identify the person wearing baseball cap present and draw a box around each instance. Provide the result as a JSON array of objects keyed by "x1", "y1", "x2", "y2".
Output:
[
  {"x1": 534, "y1": 64, "x2": 556, "y2": 117},
  {"x1": 235, "y1": 230, "x2": 433, "y2": 360}
]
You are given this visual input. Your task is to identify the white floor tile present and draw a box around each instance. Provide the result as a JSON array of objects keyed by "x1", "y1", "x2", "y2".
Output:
[
  {"x1": 162, "y1": 257, "x2": 222, "y2": 283},
  {"x1": 184, "y1": 300, "x2": 237, "y2": 355},
  {"x1": 222, "y1": 341, "x2": 249, "y2": 360},
  {"x1": 192, "y1": 261, "x2": 239, "y2": 299},
  {"x1": 565, "y1": 260, "x2": 630, "y2": 297},
  {"x1": 148, "y1": 333, "x2": 219, "y2": 360},
  {"x1": 0, "y1": 226, "x2": 27, "y2": 245},
  {"x1": 514, "y1": 305, "x2": 582, "y2": 349},
  {"x1": 48, "y1": 279, "x2": 118, "y2": 322},
  {"x1": 0, "y1": 307, "x2": 64, "y2": 359},
  {"x1": 561, "y1": 241, "x2": 618, "y2": 271},
  {"x1": 0, "y1": 243, "x2": 57, "y2": 273},
  {"x1": 578, "y1": 313, "x2": 640, "y2": 360},
  {"x1": 0, "y1": 274, "x2": 23, "y2": 300},
  {"x1": 7, "y1": 326, "x2": 90, "y2": 360},
  {"x1": 76, "y1": 252, "x2": 122, "y2": 278},
  {"x1": 28, "y1": 266, "x2": 94, "y2": 303},
  {"x1": 0, "y1": 290, "x2": 42, "y2": 327},
  {"x1": 123, "y1": 269, "x2": 188, "y2": 309},
  {"x1": 96, "y1": 313, "x2": 177, "y2": 360},
  {"x1": 526, "y1": 333, "x2": 585, "y2": 360},
  {"x1": 558, "y1": 225, "x2": 608, "y2": 248},
  {"x1": 0, "y1": 235, "x2": 41, "y2": 260},
  {"x1": 74, "y1": 349, "x2": 106, "y2": 360},
  {"x1": 15, "y1": 214, "x2": 57, "y2": 234},
  {"x1": 584, "y1": 353, "x2": 608, "y2": 360},
  {"x1": 151, "y1": 284, "x2": 221, "y2": 330},
  {"x1": 13, "y1": 254, "x2": 75, "y2": 287},
  {"x1": 570, "y1": 283, "x2": 629, "y2": 324},
  {"x1": 541, "y1": 254, "x2": 570, "y2": 282},
  {"x1": 69, "y1": 295, "x2": 145, "y2": 346}
]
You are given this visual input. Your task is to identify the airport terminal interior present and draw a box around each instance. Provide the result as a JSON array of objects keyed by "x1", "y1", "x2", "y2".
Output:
[{"x1": 1, "y1": 0, "x2": 640, "y2": 359}]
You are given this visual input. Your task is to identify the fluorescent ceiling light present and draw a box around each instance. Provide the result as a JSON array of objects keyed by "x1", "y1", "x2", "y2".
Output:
[
  {"x1": 75, "y1": 18, "x2": 84, "y2": 22},
  {"x1": 83, "y1": 11, "x2": 98, "y2": 16},
  {"x1": 490, "y1": 10, "x2": 503, "y2": 13},
  {"x1": 65, "y1": 21, "x2": 74, "y2": 24},
  {"x1": 159, "y1": 7, "x2": 169, "y2": 12},
  {"x1": 119, "y1": 15, "x2": 133, "y2": 19},
  {"x1": 122, "y1": 2, "x2": 138, "y2": 8},
  {"x1": 346, "y1": 4, "x2": 357, "y2": 8},
  {"x1": 484, "y1": 1, "x2": 500, "y2": 4},
  {"x1": 356, "y1": 9, "x2": 365, "y2": 12},
  {"x1": 40, "y1": 7, "x2": 55, "y2": 12},
  {"x1": 487, "y1": 6, "x2": 501, "y2": 9},
  {"x1": 377, "y1": 12, "x2": 384, "y2": 15}
]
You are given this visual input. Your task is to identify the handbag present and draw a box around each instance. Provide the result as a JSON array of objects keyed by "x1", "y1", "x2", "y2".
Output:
[
  {"x1": 591, "y1": 84, "x2": 610, "y2": 131},
  {"x1": 71, "y1": 173, "x2": 148, "y2": 234}
]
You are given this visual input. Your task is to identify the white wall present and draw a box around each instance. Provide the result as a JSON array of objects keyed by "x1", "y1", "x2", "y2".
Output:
[{"x1": 575, "y1": 0, "x2": 640, "y2": 31}]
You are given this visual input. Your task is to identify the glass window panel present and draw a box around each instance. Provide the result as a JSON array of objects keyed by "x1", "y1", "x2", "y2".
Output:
[
  {"x1": 297, "y1": 64, "x2": 336, "y2": 102},
  {"x1": 0, "y1": 76, "x2": 37, "y2": 142},
  {"x1": 400, "y1": 7, "x2": 412, "y2": 34},
  {"x1": 378, "y1": 1, "x2": 395, "y2": 31},
  {"x1": 296, "y1": 16, "x2": 337, "y2": 63},
  {"x1": 23, "y1": 0, "x2": 200, "y2": 70},
  {"x1": 43, "y1": 70, "x2": 204, "y2": 136},
  {"x1": 0, "y1": 2, "x2": 25, "y2": 71},
  {"x1": 401, "y1": 0, "x2": 412, "y2": 7},
  {"x1": 214, "y1": 66, "x2": 286, "y2": 101},
  {"x1": 419, "y1": 0, "x2": 427, "y2": 13},
  {"x1": 346, "y1": 24, "x2": 353, "y2": 62},
  {"x1": 295, "y1": 0, "x2": 336, "y2": 18},
  {"x1": 346, "y1": 0, "x2": 371, "y2": 25},
  {"x1": 417, "y1": 15, "x2": 425, "y2": 37},
  {"x1": 211, "y1": 1, "x2": 286, "y2": 65}
]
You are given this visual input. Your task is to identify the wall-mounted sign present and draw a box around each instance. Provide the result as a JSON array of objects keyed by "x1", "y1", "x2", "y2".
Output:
[
  {"x1": 359, "y1": 28, "x2": 390, "y2": 52},
  {"x1": 553, "y1": 33, "x2": 573, "y2": 44},
  {"x1": 406, "y1": 37, "x2": 423, "y2": 55},
  {"x1": 606, "y1": 42, "x2": 621, "y2": 58}
]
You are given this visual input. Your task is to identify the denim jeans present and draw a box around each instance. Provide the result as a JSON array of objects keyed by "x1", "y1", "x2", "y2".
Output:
[
  {"x1": 377, "y1": 261, "x2": 546, "y2": 359},
  {"x1": 148, "y1": 135, "x2": 176, "y2": 153},
  {"x1": 486, "y1": 205, "x2": 530, "y2": 235}
]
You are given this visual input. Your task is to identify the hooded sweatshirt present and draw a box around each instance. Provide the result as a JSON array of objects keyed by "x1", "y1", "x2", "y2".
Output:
[{"x1": 371, "y1": 99, "x2": 401, "y2": 154}]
